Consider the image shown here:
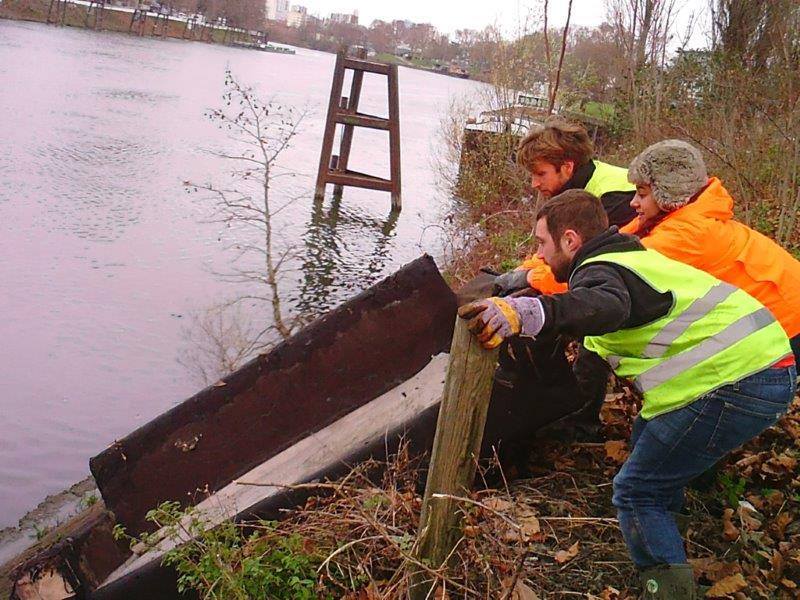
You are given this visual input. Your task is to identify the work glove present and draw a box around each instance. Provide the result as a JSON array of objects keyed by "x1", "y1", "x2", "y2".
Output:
[
  {"x1": 457, "y1": 296, "x2": 546, "y2": 349},
  {"x1": 491, "y1": 269, "x2": 531, "y2": 297}
]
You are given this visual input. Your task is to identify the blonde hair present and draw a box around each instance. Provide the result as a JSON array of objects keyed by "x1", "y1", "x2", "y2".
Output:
[{"x1": 516, "y1": 117, "x2": 594, "y2": 171}]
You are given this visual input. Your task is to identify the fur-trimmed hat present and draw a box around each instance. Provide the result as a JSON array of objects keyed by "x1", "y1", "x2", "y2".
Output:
[{"x1": 628, "y1": 140, "x2": 708, "y2": 211}]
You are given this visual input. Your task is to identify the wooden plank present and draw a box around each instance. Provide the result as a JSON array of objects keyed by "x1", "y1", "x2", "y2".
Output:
[
  {"x1": 89, "y1": 255, "x2": 457, "y2": 537},
  {"x1": 412, "y1": 318, "x2": 498, "y2": 598},
  {"x1": 326, "y1": 170, "x2": 393, "y2": 192},
  {"x1": 314, "y1": 52, "x2": 346, "y2": 199},
  {"x1": 387, "y1": 64, "x2": 402, "y2": 210},
  {"x1": 342, "y1": 58, "x2": 391, "y2": 75},
  {"x1": 334, "y1": 111, "x2": 390, "y2": 130}
]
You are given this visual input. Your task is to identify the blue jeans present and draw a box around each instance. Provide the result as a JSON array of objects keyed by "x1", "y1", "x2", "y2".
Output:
[{"x1": 612, "y1": 365, "x2": 796, "y2": 568}]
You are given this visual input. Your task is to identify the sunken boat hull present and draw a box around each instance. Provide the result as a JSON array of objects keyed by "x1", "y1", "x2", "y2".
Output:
[{"x1": 7, "y1": 255, "x2": 577, "y2": 599}]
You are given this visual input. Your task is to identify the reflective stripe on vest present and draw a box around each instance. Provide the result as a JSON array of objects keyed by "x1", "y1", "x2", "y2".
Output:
[
  {"x1": 643, "y1": 281, "x2": 738, "y2": 359},
  {"x1": 583, "y1": 160, "x2": 635, "y2": 198},
  {"x1": 576, "y1": 249, "x2": 790, "y2": 419},
  {"x1": 636, "y1": 307, "x2": 775, "y2": 392}
]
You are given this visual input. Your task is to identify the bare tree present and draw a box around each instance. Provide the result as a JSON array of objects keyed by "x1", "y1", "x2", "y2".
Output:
[
  {"x1": 548, "y1": 0, "x2": 574, "y2": 114},
  {"x1": 182, "y1": 71, "x2": 308, "y2": 383}
]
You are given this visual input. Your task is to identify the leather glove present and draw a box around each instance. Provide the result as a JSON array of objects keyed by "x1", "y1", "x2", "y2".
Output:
[
  {"x1": 492, "y1": 269, "x2": 531, "y2": 297},
  {"x1": 458, "y1": 296, "x2": 546, "y2": 349}
]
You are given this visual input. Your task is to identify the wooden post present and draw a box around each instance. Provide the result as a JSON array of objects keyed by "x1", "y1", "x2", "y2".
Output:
[
  {"x1": 46, "y1": 0, "x2": 58, "y2": 24},
  {"x1": 411, "y1": 317, "x2": 498, "y2": 598},
  {"x1": 314, "y1": 52, "x2": 346, "y2": 200},
  {"x1": 387, "y1": 63, "x2": 402, "y2": 211}
]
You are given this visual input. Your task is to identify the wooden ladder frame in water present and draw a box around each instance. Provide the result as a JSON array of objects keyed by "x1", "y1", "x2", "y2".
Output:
[{"x1": 314, "y1": 47, "x2": 402, "y2": 211}]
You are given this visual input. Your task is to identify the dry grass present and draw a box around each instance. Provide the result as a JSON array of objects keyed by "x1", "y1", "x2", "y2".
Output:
[{"x1": 239, "y1": 384, "x2": 800, "y2": 599}]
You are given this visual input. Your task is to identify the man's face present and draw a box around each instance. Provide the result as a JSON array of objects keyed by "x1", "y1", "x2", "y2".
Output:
[
  {"x1": 535, "y1": 217, "x2": 575, "y2": 283},
  {"x1": 530, "y1": 159, "x2": 574, "y2": 198},
  {"x1": 630, "y1": 183, "x2": 661, "y2": 225}
]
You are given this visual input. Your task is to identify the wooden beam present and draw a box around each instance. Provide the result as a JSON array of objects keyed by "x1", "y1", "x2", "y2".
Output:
[
  {"x1": 96, "y1": 354, "x2": 449, "y2": 592},
  {"x1": 387, "y1": 64, "x2": 402, "y2": 210},
  {"x1": 334, "y1": 112, "x2": 390, "y2": 130},
  {"x1": 412, "y1": 317, "x2": 498, "y2": 598},
  {"x1": 342, "y1": 58, "x2": 390, "y2": 75},
  {"x1": 325, "y1": 170, "x2": 393, "y2": 192}
]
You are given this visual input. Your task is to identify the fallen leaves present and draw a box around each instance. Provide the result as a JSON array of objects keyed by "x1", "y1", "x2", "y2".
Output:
[
  {"x1": 505, "y1": 514, "x2": 543, "y2": 543},
  {"x1": 737, "y1": 501, "x2": 762, "y2": 531},
  {"x1": 604, "y1": 440, "x2": 629, "y2": 464},
  {"x1": 770, "y1": 511, "x2": 793, "y2": 540},
  {"x1": 706, "y1": 572, "x2": 747, "y2": 597},
  {"x1": 501, "y1": 578, "x2": 540, "y2": 600},
  {"x1": 483, "y1": 497, "x2": 513, "y2": 512},
  {"x1": 554, "y1": 541, "x2": 580, "y2": 564},
  {"x1": 722, "y1": 508, "x2": 739, "y2": 541}
]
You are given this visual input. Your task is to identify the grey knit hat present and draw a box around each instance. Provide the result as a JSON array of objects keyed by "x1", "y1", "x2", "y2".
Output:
[{"x1": 628, "y1": 140, "x2": 708, "y2": 211}]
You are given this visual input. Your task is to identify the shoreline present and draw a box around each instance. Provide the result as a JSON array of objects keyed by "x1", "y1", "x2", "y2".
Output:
[
  {"x1": 0, "y1": 0, "x2": 267, "y2": 46},
  {"x1": 0, "y1": 1, "x2": 485, "y2": 82}
]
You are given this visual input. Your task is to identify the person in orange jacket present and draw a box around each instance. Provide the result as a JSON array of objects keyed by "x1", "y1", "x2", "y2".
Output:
[{"x1": 622, "y1": 139, "x2": 800, "y2": 364}]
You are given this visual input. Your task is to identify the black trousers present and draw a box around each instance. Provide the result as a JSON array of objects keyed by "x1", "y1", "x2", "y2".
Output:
[{"x1": 480, "y1": 334, "x2": 611, "y2": 453}]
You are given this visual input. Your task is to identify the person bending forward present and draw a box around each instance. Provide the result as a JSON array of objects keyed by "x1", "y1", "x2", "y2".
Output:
[{"x1": 459, "y1": 190, "x2": 796, "y2": 598}]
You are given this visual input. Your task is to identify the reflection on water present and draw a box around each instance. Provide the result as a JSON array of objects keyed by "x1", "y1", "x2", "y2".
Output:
[
  {"x1": 0, "y1": 18, "x2": 483, "y2": 529},
  {"x1": 295, "y1": 197, "x2": 399, "y2": 314}
]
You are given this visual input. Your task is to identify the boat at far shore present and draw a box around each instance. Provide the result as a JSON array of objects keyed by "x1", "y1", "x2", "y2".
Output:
[{"x1": 232, "y1": 39, "x2": 296, "y2": 54}]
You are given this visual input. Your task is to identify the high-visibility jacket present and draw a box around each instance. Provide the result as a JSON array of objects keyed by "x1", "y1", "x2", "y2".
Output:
[
  {"x1": 620, "y1": 177, "x2": 800, "y2": 338},
  {"x1": 577, "y1": 249, "x2": 791, "y2": 419},
  {"x1": 520, "y1": 160, "x2": 635, "y2": 293},
  {"x1": 584, "y1": 160, "x2": 635, "y2": 198}
]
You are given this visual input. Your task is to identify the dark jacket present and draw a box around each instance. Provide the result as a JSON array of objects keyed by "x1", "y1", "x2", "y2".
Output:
[
  {"x1": 537, "y1": 227, "x2": 673, "y2": 339},
  {"x1": 565, "y1": 161, "x2": 637, "y2": 228}
]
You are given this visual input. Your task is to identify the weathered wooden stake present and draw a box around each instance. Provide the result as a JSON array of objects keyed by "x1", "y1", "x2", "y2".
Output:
[{"x1": 411, "y1": 317, "x2": 498, "y2": 598}]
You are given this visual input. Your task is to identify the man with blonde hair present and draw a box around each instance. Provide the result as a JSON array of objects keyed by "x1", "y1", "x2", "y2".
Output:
[
  {"x1": 487, "y1": 119, "x2": 636, "y2": 434},
  {"x1": 494, "y1": 117, "x2": 635, "y2": 296}
]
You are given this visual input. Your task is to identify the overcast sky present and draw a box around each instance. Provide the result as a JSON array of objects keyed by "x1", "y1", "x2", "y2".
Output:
[{"x1": 303, "y1": 0, "x2": 709, "y2": 47}]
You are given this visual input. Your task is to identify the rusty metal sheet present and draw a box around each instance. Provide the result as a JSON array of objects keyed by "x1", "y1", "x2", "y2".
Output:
[
  {"x1": 90, "y1": 403, "x2": 441, "y2": 600},
  {"x1": 90, "y1": 255, "x2": 457, "y2": 537}
]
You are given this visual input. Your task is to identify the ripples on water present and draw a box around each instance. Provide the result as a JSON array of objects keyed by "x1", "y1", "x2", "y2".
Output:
[{"x1": 0, "y1": 19, "x2": 483, "y2": 529}]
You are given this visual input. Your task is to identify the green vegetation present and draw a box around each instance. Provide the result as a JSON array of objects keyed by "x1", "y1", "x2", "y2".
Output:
[
  {"x1": 717, "y1": 472, "x2": 747, "y2": 509},
  {"x1": 113, "y1": 502, "x2": 324, "y2": 600},
  {"x1": 579, "y1": 101, "x2": 615, "y2": 121},
  {"x1": 374, "y1": 52, "x2": 403, "y2": 64}
]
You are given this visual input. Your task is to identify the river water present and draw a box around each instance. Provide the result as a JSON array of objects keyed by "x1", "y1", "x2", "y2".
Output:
[{"x1": 0, "y1": 19, "x2": 482, "y2": 528}]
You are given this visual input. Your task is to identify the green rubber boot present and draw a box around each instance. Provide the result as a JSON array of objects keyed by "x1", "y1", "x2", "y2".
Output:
[{"x1": 640, "y1": 564, "x2": 697, "y2": 599}]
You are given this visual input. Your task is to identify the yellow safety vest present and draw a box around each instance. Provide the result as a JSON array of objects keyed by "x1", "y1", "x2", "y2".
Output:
[
  {"x1": 577, "y1": 250, "x2": 791, "y2": 419},
  {"x1": 584, "y1": 160, "x2": 635, "y2": 197}
]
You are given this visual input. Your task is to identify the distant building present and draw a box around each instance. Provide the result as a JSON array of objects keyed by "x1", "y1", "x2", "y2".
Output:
[
  {"x1": 392, "y1": 19, "x2": 414, "y2": 32},
  {"x1": 286, "y1": 5, "x2": 307, "y2": 27},
  {"x1": 265, "y1": 0, "x2": 290, "y2": 22},
  {"x1": 329, "y1": 11, "x2": 358, "y2": 25}
]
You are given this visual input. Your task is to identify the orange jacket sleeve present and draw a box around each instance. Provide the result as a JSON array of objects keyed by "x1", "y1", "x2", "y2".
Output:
[
  {"x1": 638, "y1": 220, "x2": 713, "y2": 271},
  {"x1": 517, "y1": 256, "x2": 568, "y2": 294}
]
